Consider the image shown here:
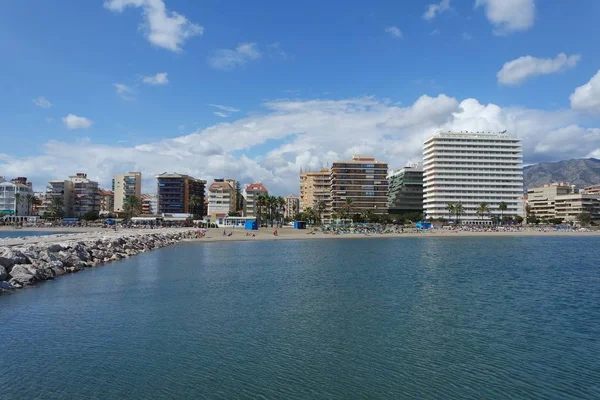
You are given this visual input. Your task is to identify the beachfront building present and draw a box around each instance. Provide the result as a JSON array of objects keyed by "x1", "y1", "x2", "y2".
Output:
[
  {"x1": 156, "y1": 173, "x2": 206, "y2": 216},
  {"x1": 243, "y1": 182, "x2": 268, "y2": 218},
  {"x1": 141, "y1": 194, "x2": 158, "y2": 215},
  {"x1": 527, "y1": 183, "x2": 577, "y2": 220},
  {"x1": 583, "y1": 184, "x2": 600, "y2": 195},
  {"x1": 423, "y1": 132, "x2": 524, "y2": 224},
  {"x1": 207, "y1": 179, "x2": 237, "y2": 219},
  {"x1": 387, "y1": 163, "x2": 424, "y2": 215},
  {"x1": 555, "y1": 193, "x2": 600, "y2": 223},
  {"x1": 33, "y1": 192, "x2": 48, "y2": 216},
  {"x1": 330, "y1": 155, "x2": 388, "y2": 219},
  {"x1": 299, "y1": 169, "x2": 331, "y2": 220},
  {"x1": 99, "y1": 190, "x2": 115, "y2": 214},
  {"x1": 0, "y1": 176, "x2": 34, "y2": 217},
  {"x1": 284, "y1": 194, "x2": 300, "y2": 219},
  {"x1": 45, "y1": 179, "x2": 74, "y2": 217},
  {"x1": 70, "y1": 173, "x2": 100, "y2": 217},
  {"x1": 113, "y1": 172, "x2": 142, "y2": 214}
]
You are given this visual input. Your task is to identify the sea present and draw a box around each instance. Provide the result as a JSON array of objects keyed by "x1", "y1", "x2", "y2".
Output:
[{"x1": 1, "y1": 237, "x2": 599, "y2": 399}]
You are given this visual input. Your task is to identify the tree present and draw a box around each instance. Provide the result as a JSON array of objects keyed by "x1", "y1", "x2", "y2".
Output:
[
  {"x1": 454, "y1": 202, "x2": 464, "y2": 225},
  {"x1": 49, "y1": 196, "x2": 65, "y2": 218},
  {"x1": 514, "y1": 215, "x2": 524, "y2": 224},
  {"x1": 256, "y1": 194, "x2": 268, "y2": 227},
  {"x1": 235, "y1": 181, "x2": 243, "y2": 212},
  {"x1": 316, "y1": 200, "x2": 327, "y2": 225},
  {"x1": 549, "y1": 217, "x2": 564, "y2": 225},
  {"x1": 476, "y1": 202, "x2": 490, "y2": 221},
  {"x1": 343, "y1": 198, "x2": 354, "y2": 217},
  {"x1": 188, "y1": 195, "x2": 204, "y2": 217},
  {"x1": 14, "y1": 193, "x2": 22, "y2": 216},
  {"x1": 498, "y1": 201, "x2": 508, "y2": 225},
  {"x1": 445, "y1": 203, "x2": 456, "y2": 223},
  {"x1": 123, "y1": 195, "x2": 142, "y2": 220},
  {"x1": 277, "y1": 196, "x2": 286, "y2": 227},
  {"x1": 577, "y1": 212, "x2": 592, "y2": 226},
  {"x1": 82, "y1": 211, "x2": 99, "y2": 221}
]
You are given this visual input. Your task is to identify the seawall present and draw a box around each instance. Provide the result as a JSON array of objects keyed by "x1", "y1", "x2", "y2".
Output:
[{"x1": 0, "y1": 229, "x2": 196, "y2": 294}]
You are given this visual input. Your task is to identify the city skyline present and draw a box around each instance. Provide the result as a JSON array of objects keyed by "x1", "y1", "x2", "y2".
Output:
[{"x1": 1, "y1": 1, "x2": 600, "y2": 195}]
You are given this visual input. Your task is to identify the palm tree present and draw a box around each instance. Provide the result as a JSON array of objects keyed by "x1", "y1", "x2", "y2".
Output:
[
  {"x1": 277, "y1": 196, "x2": 286, "y2": 226},
  {"x1": 445, "y1": 202, "x2": 456, "y2": 223},
  {"x1": 498, "y1": 201, "x2": 508, "y2": 225},
  {"x1": 49, "y1": 196, "x2": 65, "y2": 218},
  {"x1": 256, "y1": 194, "x2": 268, "y2": 227},
  {"x1": 123, "y1": 195, "x2": 142, "y2": 220},
  {"x1": 316, "y1": 200, "x2": 326, "y2": 226},
  {"x1": 343, "y1": 197, "x2": 354, "y2": 217},
  {"x1": 476, "y1": 202, "x2": 490, "y2": 222},
  {"x1": 23, "y1": 193, "x2": 36, "y2": 216},
  {"x1": 188, "y1": 195, "x2": 204, "y2": 217},
  {"x1": 13, "y1": 193, "x2": 22, "y2": 217},
  {"x1": 454, "y1": 202, "x2": 464, "y2": 225}
]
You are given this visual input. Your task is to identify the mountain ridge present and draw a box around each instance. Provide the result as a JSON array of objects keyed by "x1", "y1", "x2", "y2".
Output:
[{"x1": 523, "y1": 158, "x2": 600, "y2": 189}]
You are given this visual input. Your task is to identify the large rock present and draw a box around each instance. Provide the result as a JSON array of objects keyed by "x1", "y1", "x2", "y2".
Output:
[
  {"x1": 0, "y1": 281, "x2": 13, "y2": 291},
  {"x1": 9, "y1": 264, "x2": 37, "y2": 286},
  {"x1": 47, "y1": 244, "x2": 65, "y2": 253},
  {"x1": 0, "y1": 248, "x2": 30, "y2": 269},
  {"x1": 0, "y1": 265, "x2": 7, "y2": 281}
]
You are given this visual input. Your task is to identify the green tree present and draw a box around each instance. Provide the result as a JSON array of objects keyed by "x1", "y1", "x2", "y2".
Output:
[
  {"x1": 235, "y1": 181, "x2": 243, "y2": 212},
  {"x1": 498, "y1": 201, "x2": 508, "y2": 225},
  {"x1": 82, "y1": 211, "x2": 99, "y2": 221},
  {"x1": 188, "y1": 195, "x2": 204, "y2": 217},
  {"x1": 343, "y1": 197, "x2": 354, "y2": 217},
  {"x1": 49, "y1": 196, "x2": 65, "y2": 218},
  {"x1": 316, "y1": 200, "x2": 327, "y2": 225},
  {"x1": 256, "y1": 194, "x2": 268, "y2": 227},
  {"x1": 277, "y1": 196, "x2": 286, "y2": 227},
  {"x1": 123, "y1": 195, "x2": 142, "y2": 220},
  {"x1": 14, "y1": 193, "x2": 22, "y2": 216},
  {"x1": 454, "y1": 202, "x2": 464, "y2": 225},
  {"x1": 577, "y1": 212, "x2": 592, "y2": 226},
  {"x1": 514, "y1": 215, "x2": 524, "y2": 224},
  {"x1": 476, "y1": 202, "x2": 490, "y2": 221},
  {"x1": 445, "y1": 202, "x2": 456, "y2": 224}
]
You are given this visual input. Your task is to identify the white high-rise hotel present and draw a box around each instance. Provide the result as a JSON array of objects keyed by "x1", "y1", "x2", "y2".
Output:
[{"x1": 423, "y1": 132, "x2": 524, "y2": 224}]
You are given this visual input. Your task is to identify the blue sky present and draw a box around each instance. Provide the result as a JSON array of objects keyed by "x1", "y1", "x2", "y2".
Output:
[{"x1": 1, "y1": 0, "x2": 600, "y2": 194}]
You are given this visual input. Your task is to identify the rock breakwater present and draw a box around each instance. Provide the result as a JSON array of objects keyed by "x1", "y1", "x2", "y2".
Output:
[{"x1": 0, "y1": 230, "x2": 194, "y2": 294}]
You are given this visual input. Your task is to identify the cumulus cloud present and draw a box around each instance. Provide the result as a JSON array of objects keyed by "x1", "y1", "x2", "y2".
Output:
[
  {"x1": 104, "y1": 0, "x2": 203, "y2": 52},
  {"x1": 475, "y1": 0, "x2": 536, "y2": 35},
  {"x1": 570, "y1": 70, "x2": 600, "y2": 114},
  {"x1": 114, "y1": 83, "x2": 135, "y2": 100},
  {"x1": 5, "y1": 95, "x2": 598, "y2": 196},
  {"x1": 498, "y1": 53, "x2": 580, "y2": 85},
  {"x1": 33, "y1": 96, "x2": 52, "y2": 108},
  {"x1": 424, "y1": 0, "x2": 450, "y2": 20},
  {"x1": 62, "y1": 114, "x2": 93, "y2": 130},
  {"x1": 142, "y1": 72, "x2": 169, "y2": 85},
  {"x1": 385, "y1": 26, "x2": 403, "y2": 39},
  {"x1": 208, "y1": 43, "x2": 262, "y2": 70}
]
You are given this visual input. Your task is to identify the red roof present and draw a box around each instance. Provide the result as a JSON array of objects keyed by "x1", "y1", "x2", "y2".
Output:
[{"x1": 245, "y1": 182, "x2": 268, "y2": 192}]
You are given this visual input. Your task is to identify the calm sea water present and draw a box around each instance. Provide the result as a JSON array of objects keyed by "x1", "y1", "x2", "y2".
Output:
[
  {"x1": 1, "y1": 237, "x2": 599, "y2": 399},
  {"x1": 0, "y1": 230, "x2": 69, "y2": 239}
]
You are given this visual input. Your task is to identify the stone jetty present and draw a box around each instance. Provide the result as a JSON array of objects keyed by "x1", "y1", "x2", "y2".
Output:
[{"x1": 0, "y1": 229, "x2": 195, "y2": 294}]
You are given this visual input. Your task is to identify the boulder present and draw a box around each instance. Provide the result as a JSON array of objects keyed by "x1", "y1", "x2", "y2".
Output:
[
  {"x1": 47, "y1": 244, "x2": 65, "y2": 253},
  {"x1": 0, "y1": 280, "x2": 13, "y2": 291},
  {"x1": 9, "y1": 264, "x2": 37, "y2": 286},
  {"x1": 0, "y1": 265, "x2": 7, "y2": 281},
  {"x1": 0, "y1": 249, "x2": 30, "y2": 269}
]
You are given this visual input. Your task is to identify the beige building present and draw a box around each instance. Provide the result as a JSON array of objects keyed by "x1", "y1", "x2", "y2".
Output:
[
  {"x1": 284, "y1": 194, "x2": 300, "y2": 219},
  {"x1": 331, "y1": 155, "x2": 388, "y2": 218},
  {"x1": 208, "y1": 179, "x2": 237, "y2": 218},
  {"x1": 113, "y1": 172, "x2": 142, "y2": 214},
  {"x1": 555, "y1": 193, "x2": 600, "y2": 222},
  {"x1": 70, "y1": 173, "x2": 100, "y2": 217},
  {"x1": 45, "y1": 179, "x2": 74, "y2": 217},
  {"x1": 99, "y1": 190, "x2": 115, "y2": 214},
  {"x1": 243, "y1": 182, "x2": 268, "y2": 217},
  {"x1": 300, "y1": 169, "x2": 331, "y2": 219},
  {"x1": 583, "y1": 184, "x2": 600, "y2": 195},
  {"x1": 527, "y1": 182, "x2": 577, "y2": 219}
]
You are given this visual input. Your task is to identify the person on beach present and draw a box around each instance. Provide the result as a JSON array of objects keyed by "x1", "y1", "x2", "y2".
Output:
[{"x1": 273, "y1": 228, "x2": 278, "y2": 236}]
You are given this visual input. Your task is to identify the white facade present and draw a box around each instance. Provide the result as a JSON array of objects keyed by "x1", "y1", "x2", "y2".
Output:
[
  {"x1": 113, "y1": 172, "x2": 142, "y2": 213},
  {"x1": 207, "y1": 179, "x2": 236, "y2": 216},
  {"x1": 423, "y1": 132, "x2": 524, "y2": 224},
  {"x1": 0, "y1": 177, "x2": 34, "y2": 217}
]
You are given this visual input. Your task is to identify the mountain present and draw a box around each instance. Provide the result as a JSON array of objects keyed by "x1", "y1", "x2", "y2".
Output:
[{"x1": 524, "y1": 158, "x2": 600, "y2": 189}]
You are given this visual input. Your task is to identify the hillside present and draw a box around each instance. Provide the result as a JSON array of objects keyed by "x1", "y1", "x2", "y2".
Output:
[{"x1": 524, "y1": 158, "x2": 600, "y2": 189}]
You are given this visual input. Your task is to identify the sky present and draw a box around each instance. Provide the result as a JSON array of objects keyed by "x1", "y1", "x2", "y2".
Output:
[{"x1": 1, "y1": 0, "x2": 600, "y2": 195}]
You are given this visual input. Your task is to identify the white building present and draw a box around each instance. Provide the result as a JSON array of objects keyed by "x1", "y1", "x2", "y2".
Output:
[
  {"x1": 207, "y1": 179, "x2": 237, "y2": 217},
  {"x1": 113, "y1": 172, "x2": 142, "y2": 214},
  {"x1": 0, "y1": 177, "x2": 34, "y2": 217},
  {"x1": 423, "y1": 132, "x2": 524, "y2": 224}
]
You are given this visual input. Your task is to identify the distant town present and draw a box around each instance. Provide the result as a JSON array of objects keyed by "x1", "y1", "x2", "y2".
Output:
[{"x1": 1, "y1": 131, "x2": 599, "y2": 227}]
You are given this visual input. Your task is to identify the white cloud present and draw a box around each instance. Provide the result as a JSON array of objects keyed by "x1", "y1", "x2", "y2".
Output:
[
  {"x1": 424, "y1": 0, "x2": 450, "y2": 20},
  {"x1": 62, "y1": 114, "x2": 93, "y2": 130},
  {"x1": 104, "y1": 0, "x2": 203, "y2": 52},
  {"x1": 214, "y1": 112, "x2": 228, "y2": 118},
  {"x1": 209, "y1": 104, "x2": 240, "y2": 112},
  {"x1": 475, "y1": 0, "x2": 536, "y2": 35},
  {"x1": 114, "y1": 83, "x2": 135, "y2": 100},
  {"x1": 570, "y1": 69, "x2": 600, "y2": 114},
  {"x1": 142, "y1": 72, "x2": 169, "y2": 85},
  {"x1": 5, "y1": 95, "x2": 599, "y2": 196},
  {"x1": 33, "y1": 96, "x2": 52, "y2": 108},
  {"x1": 498, "y1": 53, "x2": 581, "y2": 85},
  {"x1": 385, "y1": 26, "x2": 403, "y2": 39},
  {"x1": 208, "y1": 43, "x2": 262, "y2": 70}
]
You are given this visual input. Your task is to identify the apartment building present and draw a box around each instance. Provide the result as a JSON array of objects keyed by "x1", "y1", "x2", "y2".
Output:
[
  {"x1": 527, "y1": 183, "x2": 577, "y2": 219},
  {"x1": 45, "y1": 179, "x2": 74, "y2": 217},
  {"x1": 387, "y1": 163, "x2": 424, "y2": 215},
  {"x1": 69, "y1": 173, "x2": 100, "y2": 217},
  {"x1": 156, "y1": 173, "x2": 206, "y2": 215},
  {"x1": 300, "y1": 169, "x2": 331, "y2": 220},
  {"x1": 113, "y1": 172, "x2": 142, "y2": 214},
  {"x1": 555, "y1": 193, "x2": 600, "y2": 222},
  {"x1": 243, "y1": 182, "x2": 268, "y2": 218},
  {"x1": 423, "y1": 132, "x2": 523, "y2": 224},
  {"x1": 207, "y1": 179, "x2": 237, "y2": 218},
  {"x1": 0, "y1": 176, "x2": 34, "y2": 217},
  {"x1": 583, "y1": 184, "x2": 600, "y2": 195},
  {"x1": 330, "y1": 156, "x2": 388, "y2": 217},
  {"x1": 99, "y1": 190, "x2": 114, "y2": 214},
  {"x1": 141, "y1": 194, "x2": 158, "y2": 215},
  {"x1": 284, "y1": 194, "x2": 300, "y2": 219}
]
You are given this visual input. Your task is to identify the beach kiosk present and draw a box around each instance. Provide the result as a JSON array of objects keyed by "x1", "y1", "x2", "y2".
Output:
[
  {"x1": 245, "y1": 220, "x2": 258, "y2": 231},
  {"x1": 293, "y1": 221, "x2": 307, "y2": 230}
]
